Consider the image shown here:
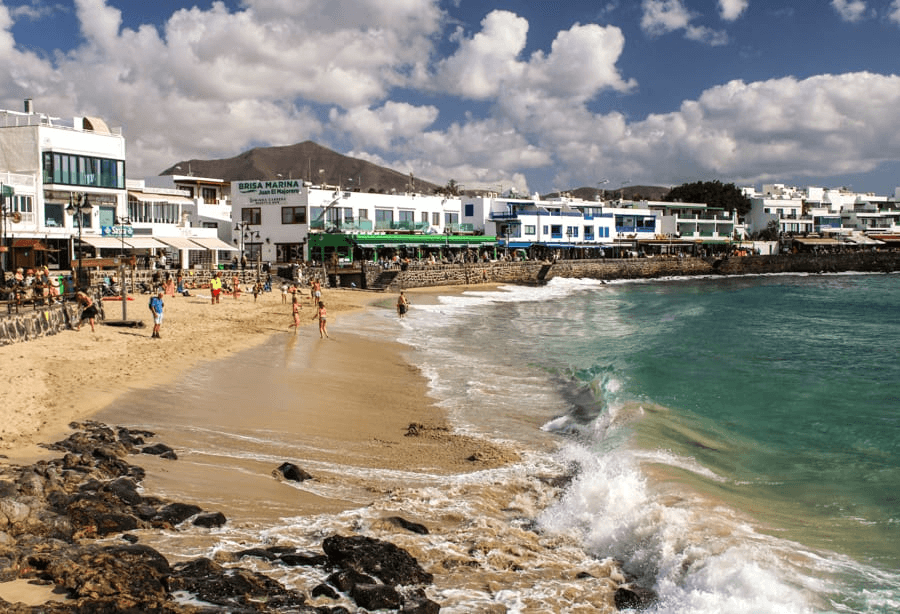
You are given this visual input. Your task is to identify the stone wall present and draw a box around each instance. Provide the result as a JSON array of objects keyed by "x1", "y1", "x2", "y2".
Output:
[
  {"x1": 0, "y1": 301, "x2": 87, "y2": 346},
  {"x1": 384, "y1": 251, "x2": 900, "y2": 290}
]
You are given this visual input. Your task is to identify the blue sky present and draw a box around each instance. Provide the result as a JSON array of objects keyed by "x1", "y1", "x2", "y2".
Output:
[{"x1": 1, "y1": 0, "x2": 899, "y2": 196}]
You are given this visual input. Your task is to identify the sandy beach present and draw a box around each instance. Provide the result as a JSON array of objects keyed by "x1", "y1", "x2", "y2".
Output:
[{"x1": 0, "y1": 282, "x2": 515, "y2": 474}]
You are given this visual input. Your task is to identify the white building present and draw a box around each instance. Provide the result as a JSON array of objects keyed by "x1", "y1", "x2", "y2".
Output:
[
  {"x1": 745, "y1": 184, "x2": 900, "y2": 237},
  {"x1": 0, "y1": 99, "x2": 126, "y2": 274},
  {"x1": 230, "y1": 180, "x2": 479, "y2": 264}
]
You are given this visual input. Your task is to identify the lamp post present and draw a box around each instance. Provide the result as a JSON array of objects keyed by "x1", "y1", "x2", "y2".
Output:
[
  {"x1": 115, "y1": 216, "x2": 132, "y2": 320},
  {"x1": 66, "y1": 193, "x2": 92, "y2": 290}
]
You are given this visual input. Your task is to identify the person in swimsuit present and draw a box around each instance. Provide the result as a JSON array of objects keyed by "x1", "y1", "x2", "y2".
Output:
[
  {"x1": 312, "y1": 300, "x2": 329, "y2": 338},
  {"x1": 289, "y1": 294, "x2": 301, "y2": 331}
]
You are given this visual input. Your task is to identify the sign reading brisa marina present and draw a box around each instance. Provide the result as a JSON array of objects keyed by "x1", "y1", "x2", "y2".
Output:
[{"x1": 237, "y1": 180, "x2": 302, "y2": 205}]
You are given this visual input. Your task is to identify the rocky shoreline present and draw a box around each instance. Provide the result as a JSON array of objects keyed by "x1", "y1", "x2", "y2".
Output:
[
  {"x1": 0, "y1": 421, "x2": 443, "y2": 613},
  {"x1": 0, "y1": 421, "x2": 661, "y2": 613}
]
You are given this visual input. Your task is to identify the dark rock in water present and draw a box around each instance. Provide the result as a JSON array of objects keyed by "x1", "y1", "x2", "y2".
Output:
[
  {"x1": 192, "y1": 511, "x2": 227, "y2": 528},
  {"x1": 351, "y1": 582, "x2": 401, "y2": 610},
  {"x1": 385, "y1": 515, "x2": 429, "y2": 535},
  {"x1": 323, "y1": 534, "x2": 433, "y2": 587},
  {"x1": 312, "y1": 582, "x2": 339, "y2": 599},
  {"x1": 401, "y1": 592, "x2": 442, "y2": 613},
  {"x1": 141, "y1": 442, "x2": 177, "y2": 459},
  {"x1": 152, "y1": 502, "x2": 202, "y2": 526},
  {"x1": 235, "y1": 547, "x2": 281, "y2": 561},
  {"x1": 275, "y1": 461, "x2": 313, "y2": 482},
  {"x1": 614, "y1": 586, "x2": 659, "y2": 611},
  {"x1": 327, "y1": 568, "x2": 377, "y2": 592},
  {"x1": 45, "y1": 544, "x2": 171, "y2": 606},
  {"x1": 168, "y1": 556, "x2": 307, "y2": 611},
  {"x1": 280, "y1": 551, "x2": 329, "y2": 567}
]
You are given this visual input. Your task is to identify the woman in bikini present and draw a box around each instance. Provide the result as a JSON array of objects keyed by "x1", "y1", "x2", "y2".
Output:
[{"x1": 312, "y1": 300, "x2": 329, "y2": 338}]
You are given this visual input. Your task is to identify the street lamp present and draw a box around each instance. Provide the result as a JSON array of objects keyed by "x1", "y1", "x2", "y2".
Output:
[
  {"x1": 66, "y1": 193, "x2": 92, "y2": 290},
  {"x1": 234, "y1": 221, "x2": 259, "y2": 269}
]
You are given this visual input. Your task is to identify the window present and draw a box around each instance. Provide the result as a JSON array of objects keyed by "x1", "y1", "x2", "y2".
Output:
[
  {"x1": 358, "y1": 208, "x2": 368, "y2": 219},
  {"x1": 44, "y1": 203, "x2": 64, "y2": 228},
  {"x1": 201, "y1": 187, "x2": 217, "y2": 203},
  {"x1": 543, "y1": 225, "x2": 549, "y2": 234},
  {"x1": 281, "y1": 206, "x2": 307, "y2": 224},
  {"x1": 524, "y1": 225, "x2": 536, "y2": 235},
  {"x1": 584, "y1": 225, "x2": 594, "y2": 240},
  {"x1": 464, "y1": 203, "x2": 474, "y2": 217},
  {"x1": 421, "y1": 211, "x2": 429, "y2": 223},
  {"x1": 13, "y1": 195, "x2": 33, "y2": 212},
  {"x1": 432, "y1": 212, "x2": 440, "y2": 226},
  {"x1": 566, "y1": 226, "x2": 579, "y2": 238},
  {"x1": 241, "y1": 207, "x2": 261, "y2": 225},
  {"x1": 444, "y1": 212, "x2": 459, "y2": 225},
  {"x1": 551, "y1": 225, "x2": 562, "y2": 238},
  {"x1": 98, "y1": 206, "x2": 115, "y2": 228},
  {"x1": 44, "y1": 152, "x2": 125, "y2": 189}
]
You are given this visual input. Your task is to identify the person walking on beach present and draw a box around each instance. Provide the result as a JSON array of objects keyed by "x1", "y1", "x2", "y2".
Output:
[
  {"x1": 210, "y1": 272, "x2": 222, "y2": 304},
  {"x1": 312, "y1": 300, "x2": 329, "y2": 338},
  {"x1": 396, "y1": 291, "x2": 409, "y2": 319},
  {"x1": 232, "y1": 274, "x2": 241, "y2": 299},
  {"x1": 312, "y1": 279, "x2": 321, "y2": 305},
  {"x1": 74, "y1": 290, "x2": 98, "y2": 332},
  {"x1": 289, "y1": 294, "x2": 301, "y2": 332},
  {"x1": 149, "y1": 290, "x2": 164, "y2": 339}
]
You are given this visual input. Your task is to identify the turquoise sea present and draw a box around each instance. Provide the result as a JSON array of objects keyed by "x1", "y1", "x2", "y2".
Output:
[
  {"x1": 394, "y1": 272, "x2": 900, "y2": 613},
  {"x1": 100, "y1": 271, "x2": 899, "y2": 613}
]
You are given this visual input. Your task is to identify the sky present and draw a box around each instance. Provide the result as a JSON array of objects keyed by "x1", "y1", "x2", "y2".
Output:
[{"x1": 1, "y1": 0, "x2": 900, "y2": 196}]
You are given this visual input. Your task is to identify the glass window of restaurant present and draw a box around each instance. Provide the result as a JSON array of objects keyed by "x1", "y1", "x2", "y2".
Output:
[
  {"x1": 242, "y1": 207, "x2": 261, "y2": 225},
  {"x1": 281, "y1": 206, "x2": 306, "y2": 224}
]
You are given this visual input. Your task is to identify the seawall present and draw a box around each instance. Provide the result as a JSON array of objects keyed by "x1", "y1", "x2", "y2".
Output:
[{"x1": 383, "y1": 251, "x2": 900, "y2": 290}]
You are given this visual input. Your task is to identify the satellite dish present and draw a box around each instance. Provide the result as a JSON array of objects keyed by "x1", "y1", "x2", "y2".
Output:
[{"x1": 11, "y1": 211, "x2": 21, "y2": 223}]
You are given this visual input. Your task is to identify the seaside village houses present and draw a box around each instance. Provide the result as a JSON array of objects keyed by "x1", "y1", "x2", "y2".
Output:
[{"x1": 2, "y1": 100, "x2": 900, "y2": 285}]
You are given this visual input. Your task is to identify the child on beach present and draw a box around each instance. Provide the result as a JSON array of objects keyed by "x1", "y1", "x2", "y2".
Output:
[
  {"x1": 312, "y1": 300, "x2": 329, "y2": 338},
  {"x1": 289, "y1": 294, "x2": 301, "y2": 332}
]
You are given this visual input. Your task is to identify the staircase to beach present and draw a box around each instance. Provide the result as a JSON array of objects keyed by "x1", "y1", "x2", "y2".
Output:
[{"x1": 368, "y1": 269, "x2": 400, "y2": 291}]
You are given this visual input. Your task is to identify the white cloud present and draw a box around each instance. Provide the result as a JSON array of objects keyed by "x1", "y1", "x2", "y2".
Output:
[
  {"x1": 641, "y1": 0, "x2": 728, "y2": 45},
  {"x1": 329, "y1": 102, "x2": 439, "y2": 149},
  {"x1": 888, "y1": 0, "x2": 900, "y2": 24},
  {"x1": 8, "y1": 1, "x2": 67, "y2": 21},
  {"x1": 427, "y1": 11, "x2": 634, "y2": 100},
  {"x1": 831, "y1": 0, "x2": 867, "y2": 22},
  {"x1": 428, "y1": 10, "x2": 529, "y2": 100},
  {"x1": 718, "y1": 0, "x2": 749, "y2": 21},
  {"x1": 523, "y1": 72, "x2": 900, "y2": 190}
]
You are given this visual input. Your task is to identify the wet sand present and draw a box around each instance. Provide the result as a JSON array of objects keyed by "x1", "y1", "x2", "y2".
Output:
[{"x1": 0, "y1": 280, "x2": 519, "y2": 519}]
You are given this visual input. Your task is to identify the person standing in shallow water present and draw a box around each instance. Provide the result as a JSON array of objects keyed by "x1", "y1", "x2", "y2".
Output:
[
  {"x1": 312, "y1": 300, "x2": 329, "y2": 338},
  {"x1": 396, "y1": 291, "x2": 409, "y2": 319}
]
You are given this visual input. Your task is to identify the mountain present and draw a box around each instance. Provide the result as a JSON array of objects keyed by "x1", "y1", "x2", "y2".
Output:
[
  {"x1": 159, "y1": 141, "x2": 442, "y2": 195},
  {"x1": 549, "y1": 185, "x2": 671, "y2": 202}
]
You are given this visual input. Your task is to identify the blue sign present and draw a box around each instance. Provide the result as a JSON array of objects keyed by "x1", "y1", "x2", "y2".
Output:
[{"x1": 102, "y1": 225, "x2": 134, "y2": 238}]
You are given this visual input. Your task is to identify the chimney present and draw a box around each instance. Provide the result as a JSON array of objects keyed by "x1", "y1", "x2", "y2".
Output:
[{"x1": 24, "y1": 98, "x2": 33, "y2": 114}]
